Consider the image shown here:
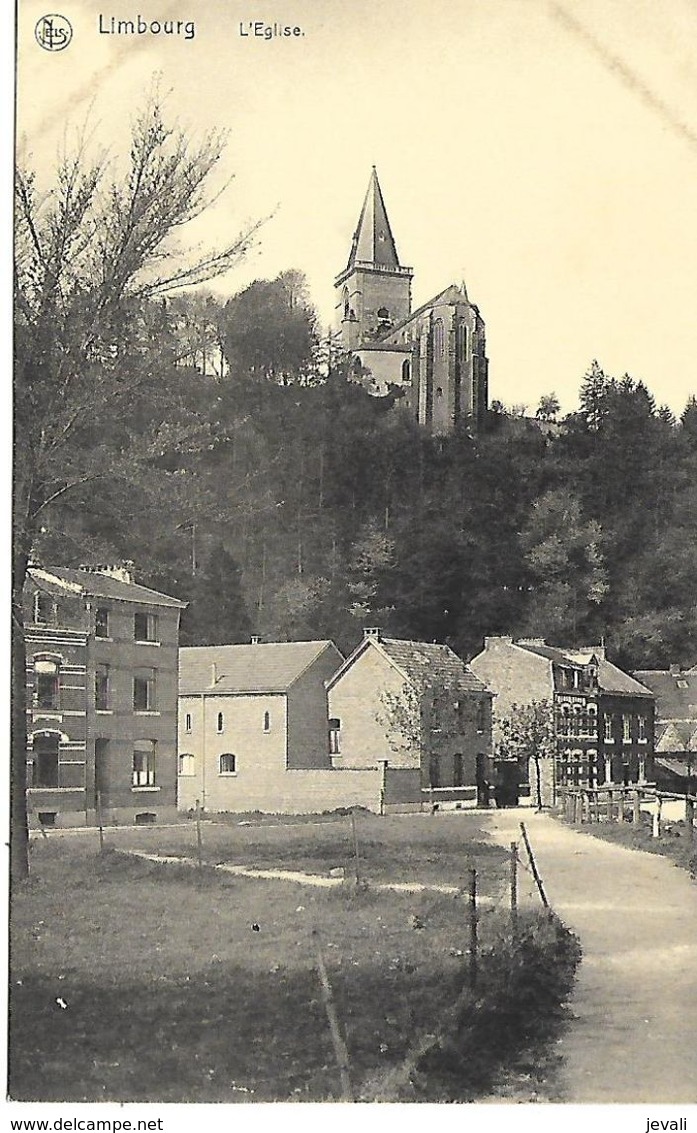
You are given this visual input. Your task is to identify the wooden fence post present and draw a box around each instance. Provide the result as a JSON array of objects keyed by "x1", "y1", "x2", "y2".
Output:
[
  {"x1": 653, "y1": 795, "x2": 662, "y2": 839},
  {"x1": 606, "y1": 789, "x2": 613, "y2": 822},
  {"x1": 468, "y1": 866, "x2": 478, "y2": 989},
  {"x1": 195, "y1": 798, "x2": 203, "y2": 869},
  {"x1": 519, "y1": 822, "x2": 550, "y2": 909},
  {"x1": 684, "y1": 797, "x2": 694, "y2": 845},
  {"x1": 509, "y1": 842, "x2": 518, "y2": 935},
  {"x1": 632, "y1": 789, "x2": 641, "y2": 826},
  {"x1": 350, "y1": 809, "x2": 361, "y2": 886},
  {"x1": 96, "y1": 790, "x2": 105, "y2": 853},
  {"x1": 314, "y1": 930, "x2": 353, "y2": 1101}
]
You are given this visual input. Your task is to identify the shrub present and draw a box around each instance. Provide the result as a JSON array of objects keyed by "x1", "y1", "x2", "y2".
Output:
[{"x1": 367, "y1": 908, "x2": 581, "y2": 1101}]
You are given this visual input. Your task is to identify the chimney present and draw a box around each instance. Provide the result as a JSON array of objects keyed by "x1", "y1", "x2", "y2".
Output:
[
  {"x1": 669, "y1": 664, "x2": 681, "y2": 676},
  {"x1": 250, "y1": 635, "x2": 261, "y2": 645},
  {"x1": 517, "y1": 638, "x2": 547, "y2": 647},
  {"x1": 80, "y1": 562, "x2": 134, "y2": 585},
  {"x1": 363, "y1": 627, "x2": 381, "y2": 641},
  {"x1": 484, "y1": 636, "x2": 513, "y2": 650}
]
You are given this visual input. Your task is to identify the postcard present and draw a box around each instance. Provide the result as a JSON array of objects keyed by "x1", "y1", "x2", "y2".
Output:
[{"x1": 9, "y1": 0, "x2": 697, "y2": 1126}]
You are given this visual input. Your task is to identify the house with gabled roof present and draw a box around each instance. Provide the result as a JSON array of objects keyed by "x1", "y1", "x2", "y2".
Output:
[
  {"x1": 470, "y1": 636, "x2": 655, "y2": 803},
  {"x1": 326, "y1": 628, "x2": 494, "y2": 807},
  {"x1": 24, "y1": 563, "x2": 186, "y2": 827},
  {"x1": 632, "y1": 665, "x2": 697, "y2": 790},
  {"x1": 178, "y1": 638, "x2": 390, "y2": 814}
]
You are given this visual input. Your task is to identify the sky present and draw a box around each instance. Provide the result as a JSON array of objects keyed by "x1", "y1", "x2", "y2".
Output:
[{"x1": 14, "y1": 0, "x2": 697, "y2": 416}]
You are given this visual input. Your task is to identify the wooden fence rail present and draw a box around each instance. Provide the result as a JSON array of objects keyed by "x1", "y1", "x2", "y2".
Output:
[{"x1": 557, "y1": 783, "x2": 695, "y2": 840}]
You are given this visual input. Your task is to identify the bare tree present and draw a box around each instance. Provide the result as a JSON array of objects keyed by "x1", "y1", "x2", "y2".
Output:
[{"x1": 12, "y1": 93, "x2": 264, "y2": 883}]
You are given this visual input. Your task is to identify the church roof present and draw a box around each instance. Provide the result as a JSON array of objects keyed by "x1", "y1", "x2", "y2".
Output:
[
  {"x1": 347, "y1": 167, "x2": 402, "y2": 270},
  {"x1": 382, "y1": 282, "x2": 477, "y2": 343}
]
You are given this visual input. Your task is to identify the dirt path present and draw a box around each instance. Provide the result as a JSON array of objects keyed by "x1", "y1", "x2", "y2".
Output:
[{"x1": 481, "y1": 809, "x2": 697, "y2": 1103}]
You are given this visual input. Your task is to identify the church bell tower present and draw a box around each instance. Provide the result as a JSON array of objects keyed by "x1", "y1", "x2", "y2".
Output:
[{"x1": 335, "y1": 167, "x2": 413, "y2": 350}]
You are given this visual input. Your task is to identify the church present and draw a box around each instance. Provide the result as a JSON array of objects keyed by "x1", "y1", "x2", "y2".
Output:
[{"x1": 335, "y1": 168, "x2": 489, "y2": 434}]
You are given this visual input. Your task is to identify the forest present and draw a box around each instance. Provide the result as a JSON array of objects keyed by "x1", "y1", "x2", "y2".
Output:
[{"x1": 35, "y1": 313, "x2": 697, "y2": 672}]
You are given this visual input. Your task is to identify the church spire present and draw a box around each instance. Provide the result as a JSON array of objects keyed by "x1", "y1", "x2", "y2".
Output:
[{"x1": 347, "y1": 167, "x2": 401, "y2": 270}]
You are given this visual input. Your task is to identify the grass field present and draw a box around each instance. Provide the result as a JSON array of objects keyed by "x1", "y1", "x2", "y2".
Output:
[
  {"x1": 10, "y1": 813, "x2": 557, "y2": 1103},
  {"x1": 88, "y1": 809, "x2": 509, "y2": 887}
]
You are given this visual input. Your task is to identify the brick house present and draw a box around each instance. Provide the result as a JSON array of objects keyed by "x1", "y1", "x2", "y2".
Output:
[
  {"x1": 632, "y1": 665, "x2": 697, "y2": 791},
  {"x1": 24, "y1": 564, "x2": 186, "y2": 828},
  {"x1": 178, "y1": 639, "x2": 391, "y2": 814},
  {"x1": 326, "y1": 629, "x2": 494, "y2": 807},
  {"x1": 470, "y1": 636, "x2": 655, "y2": 804}
]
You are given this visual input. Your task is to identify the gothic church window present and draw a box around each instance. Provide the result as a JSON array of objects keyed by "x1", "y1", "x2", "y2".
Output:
[
  {"x1": 402, "y1": 359, "x2": 411, "y2": 383},
  {"x1": 457, "y1": 323, "x2": 468, "y2": 360},
  {"x1": 434, "y1": 318, "x2": 445, "y2": 359}
]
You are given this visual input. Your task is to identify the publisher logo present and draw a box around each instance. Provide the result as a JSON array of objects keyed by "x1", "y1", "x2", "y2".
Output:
[{"x1": 35, "y1": 14, "x2": 73, "y2": 51}]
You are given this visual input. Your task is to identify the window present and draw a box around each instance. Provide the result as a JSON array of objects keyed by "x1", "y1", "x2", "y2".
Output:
[
  {"x1": 33, "y1": 734, "x2": 60, "y2": 788},
  {"x1": 185, "y1": 712, "x2": 192, "y2": 733},
  {"x1": 433, "y1": 318, "x2": 445, "y2": 359},
  {"x1": 329, "y1": 718, "x2": 341, "y2": 755},
  {"x1": 429, "y1": 754, "x2": 441, "y2": 788},
  {"x1": 456, "y1": 323, "x2": 468, "y2": 360},
  {"x1": 263, "y1": 710, "x2": 271, "y2": 733},
  {"x1": 436, "y1": 386, "x2": 444, "y2": 399},
  {"x1": 622, "y1": 714, "x2": 631, "y2": 743},
  {"x1": 179, "y1": 753, "x2": 195, "y2": 776},
  {"x1": 133, "y1": 669, "x2": 156, "y2": 712},
  {"x1": 453, "y1": 753, "x2": 465, "y2": 788},
  {"x1": 677, "y1": 678, "x2": 688, "y2": 689},
  {"x1": 132, "y1": 740, "x2": 156, "y2": 787},
  {"x1": 219, "y1": 753, "x2": 237, "y2": 775},
  {"x1": 95, "y1": 607, "x2": 109, "y2": 638},
  {"x1": 401, "y1": 359, "x2": 411, "y2": 383},
  {"x1": 95, "y1": 664, "x2": 110, "y2": 711},
  {"x1": 343, "y1": 288, "x2": 350, "y2": 319},
  {"x1": 572, "y1": 707, "x2": 582, "y2": 736},
  {"x1": 638, "y1": 716, "x2": 647, "y2": 742},
  {"x1": 134, "y1": 612, "x2": 158, "y2": 642},
  {"x1": 476, "y1": 702, "x2": 486, "y2": 734},
  {"x1": 34, "y1": 659, "x2": 60, "y2": 710},
  {"x1": 604, "y1": 714, "x2": 614, "y2": 742},
  {"x1": 377, "y1": 306, "x2": 390, "y2": 321},
  {"x1": 34, "y1": 590, "x2": 55, "y2": 624},
  {"x1": 216, "y1": 711, "x2": 224, "y2": 734},
  {"x1": 559, "y1": 706, "x2": 570, "y2": 736}
]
